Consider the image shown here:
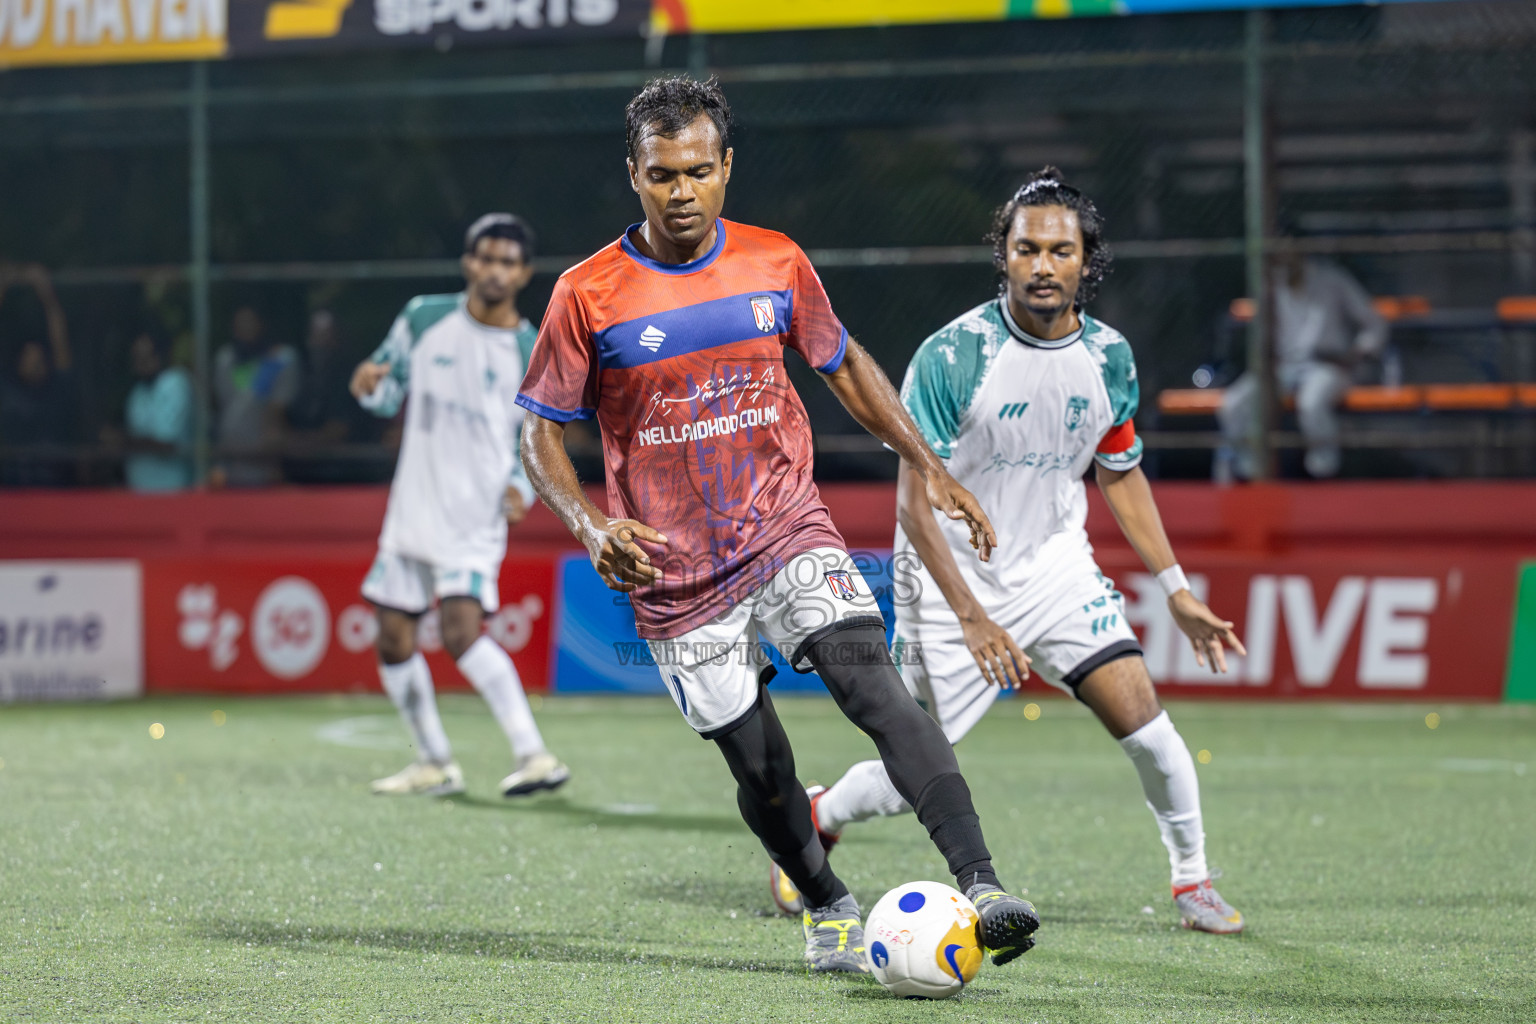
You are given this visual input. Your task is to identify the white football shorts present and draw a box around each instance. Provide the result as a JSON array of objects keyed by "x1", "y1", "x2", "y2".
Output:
[
  {"x1": 361, "y1": 550, "x2": 500, "y2": 615},
  {"x1": 647, "y1": 546, "x2": 884, "y2": 739},
  {"x1": 893, "y1": 543, "x2": 1141, "y2": 744}
]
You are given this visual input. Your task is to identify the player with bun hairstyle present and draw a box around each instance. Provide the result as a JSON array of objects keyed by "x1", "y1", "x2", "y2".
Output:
[{"x1": 779, "y1": 167, "x2": 1250, "y2": 935}]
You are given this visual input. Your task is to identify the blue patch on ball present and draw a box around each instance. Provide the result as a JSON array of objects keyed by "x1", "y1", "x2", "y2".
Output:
[
  {"x1": 898, "y1": 891, "x2": 926, "y2": 913},
  {"x1": 870, "y1": 941, "x2": 889, "y2": 968}
]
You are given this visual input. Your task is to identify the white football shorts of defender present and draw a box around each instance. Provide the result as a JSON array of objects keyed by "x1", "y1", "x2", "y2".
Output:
[
  {"x1": 362, "y1": 552, "x2": 500, "y2": 616},
  {"x1": 894, "y1": 531, "x2": 1141, "y2": 745},
  {"x1": 647, "y1": 546, "x2": 883, "y2": 739}
]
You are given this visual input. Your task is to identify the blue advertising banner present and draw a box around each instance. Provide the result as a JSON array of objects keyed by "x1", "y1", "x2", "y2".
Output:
[{"x1": 551, "y1": 550, "x2": 903, "y2": 695}]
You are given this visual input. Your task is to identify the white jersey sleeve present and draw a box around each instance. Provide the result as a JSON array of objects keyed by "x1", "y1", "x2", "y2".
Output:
[{"x1": 358, "y1": 294, "x2": 461, "y2": 418}]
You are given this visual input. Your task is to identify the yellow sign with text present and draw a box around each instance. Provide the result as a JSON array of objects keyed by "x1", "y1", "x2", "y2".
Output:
[
  {"x1": 652, "y1": 0, "x2": 1005, "y2": 34},
  {"x1": 0, "y1": 0, "x2": 226, "y2": 66}
]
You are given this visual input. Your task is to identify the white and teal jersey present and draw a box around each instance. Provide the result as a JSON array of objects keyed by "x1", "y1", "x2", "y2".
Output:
[
  {"x1": 361, "y1": 293, "x2": 538, "y2": 573},
  {"x1": 894, "y1": 298, "x2": 1142, "y2": 633}
]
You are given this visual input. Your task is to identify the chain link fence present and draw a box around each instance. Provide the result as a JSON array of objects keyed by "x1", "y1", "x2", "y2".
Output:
[{"x1": 1, "y1": 0, "x2": 1534, "y2": 486}]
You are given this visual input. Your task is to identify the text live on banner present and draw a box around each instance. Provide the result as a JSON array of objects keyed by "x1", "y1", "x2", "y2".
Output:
[
  {"x1": 554, "y1": 549, "x2": 1526, "y2": 702},
  {"x1": 0, "y1": 484, "x2": 1530, "y2": 702}
]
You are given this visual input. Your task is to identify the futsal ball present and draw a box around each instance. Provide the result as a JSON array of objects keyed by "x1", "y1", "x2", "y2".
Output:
[{"x1": 864, "y1": 880, "x2": 984, "y2": 999}]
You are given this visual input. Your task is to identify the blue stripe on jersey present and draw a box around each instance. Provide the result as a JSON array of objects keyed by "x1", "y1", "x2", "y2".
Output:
[
  {"x1": 818, "y1": 327, "x2": 850, "y2": 374},
  {"x1": 594, "y1": 289, "x2": 795, "y2": 370},
  {"x1": 515, "y1": 394, "x2": 596, "y2": 422}
]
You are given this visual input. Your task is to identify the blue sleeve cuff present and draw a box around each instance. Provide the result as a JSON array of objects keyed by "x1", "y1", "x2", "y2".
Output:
[
  {"x1": 515, "y1": 393, "x2": 596, "y2": 423},
  {"x1": 816, "y1": 327, "x2": 850, "y2": 374}
]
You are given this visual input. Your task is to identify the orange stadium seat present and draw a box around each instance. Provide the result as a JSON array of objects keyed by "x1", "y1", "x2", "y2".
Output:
[
  {"x1": 1227, "y1": 296, "x2": 1430, "y2": 322},
  {"x1": 1159, "y1": 383, "x2": 1529, "y2": 416},
  {"x1": 1422, "y1": 384, "x2": 1517, "y2": 411},
  {"x1": 1496, "y1": 297, "x2": 1536, "y2": 322},
  {"x1": 1342, "y1": 386, "x2": 1423, "y2": 412}
]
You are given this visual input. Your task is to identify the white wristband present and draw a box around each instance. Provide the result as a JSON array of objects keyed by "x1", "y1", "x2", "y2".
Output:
[{"x1": 1157, "y1": 565, "x2": 1190, "y2": 598}]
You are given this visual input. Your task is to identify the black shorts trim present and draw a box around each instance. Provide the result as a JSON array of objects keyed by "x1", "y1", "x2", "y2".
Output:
[
  {"x1": 699, "y1": 685, "x2": 766, "y2": 742},
  {"x1": 787, "y1": 614, "x2": 887, "y2": 673},
  {"x1": 1060, "y1": 639, "x2": 1144, "y2": 694}
]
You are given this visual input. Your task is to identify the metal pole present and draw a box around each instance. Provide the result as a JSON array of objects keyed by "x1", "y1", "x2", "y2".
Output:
[
  {"x1": 189, "y1": 61, "x2": 212, "y2": 485},
  {"x1": 1242, "y1": 9, "x2": 1275, "y2": 481},
  {"x1": 1511, "y1": 130, "x2": 1534, "y2": 294}
]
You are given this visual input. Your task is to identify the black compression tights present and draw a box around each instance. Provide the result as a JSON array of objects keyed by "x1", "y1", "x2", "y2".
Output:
[
  {"x1": 807, "y1": 623, "x2": 1000, "y2": 892},
  {"x1": 714, "y1": 686, "x2": 848, "y2": 909},
  {"x1": 714, "y1": 624, "x2": 1001, "y2": 908}
]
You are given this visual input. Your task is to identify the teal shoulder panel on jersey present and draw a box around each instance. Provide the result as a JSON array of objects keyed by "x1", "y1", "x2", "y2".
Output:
[
  {"x1": 900, "y1": 300, "x2": 1009, "y2": 459},
  {"x1": 515, "y1": 319, "x2": 538, "y2": 380},
  {"x1": 403, "y1": 293, "x2": 461, "y2": 341},
  {"x1": 1082, "y1": 315, "x2": 1139, "y2": 427},
  {"x1": 357, "y1": 293, "x2": 462, "y2": 419}
]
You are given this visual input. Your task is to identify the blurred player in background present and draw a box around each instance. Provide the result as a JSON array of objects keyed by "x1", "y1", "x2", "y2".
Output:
[
  {"x1": 777, "y1": 168, "x2": 1250, "y2": 935},
  {"x1": 350, "y1": 213, "x2": 569, "y2": 799},
  {"x1": 519, "y1": 77, "x2": 1040, "y2": 974}
]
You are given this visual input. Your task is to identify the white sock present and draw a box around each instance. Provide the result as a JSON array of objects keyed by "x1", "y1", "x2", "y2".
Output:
[
  {"x1": 1119, "y1": 710, "x2": 1208, "y2": 886},
  {"x1": 378, "y1": 653, "x2": 452, "y2": 765},
  {"x1": 814, "y1": 759, "x2": 912, "y2": 835},
  {"x1": 457, "y1": 635, "x2": 546, "y2": 761}
]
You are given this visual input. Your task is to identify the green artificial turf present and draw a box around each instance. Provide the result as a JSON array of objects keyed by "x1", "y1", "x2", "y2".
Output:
[{"x1": 0, "y1": 694, "x2": 1532, "y2": 1023}]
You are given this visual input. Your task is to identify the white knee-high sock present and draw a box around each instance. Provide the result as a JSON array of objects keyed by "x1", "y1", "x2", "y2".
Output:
[
  {"x1": 378, "y1": 653, "x2": 452, "y2": 765},
  {"x1": 814, "y1": 759, "x2": 913, "y2": 835},
  {"x1": 457, "y1": 635, "x2": 546, "y2": 761},
  {"x1": 1119, "y1": 710, "x2": 1208, "y2": 886}
]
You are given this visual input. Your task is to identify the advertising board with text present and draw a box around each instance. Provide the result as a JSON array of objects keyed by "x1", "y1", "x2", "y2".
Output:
[
  {"x1": 553, "y1": 549, "x2": 1516, "y2": 701},
  {"x1": 142, "y1": 557, "x2": 553, "y2": 694},
  {"x1": 0, "y1": 561, "x2": 143, "y2": 702}
]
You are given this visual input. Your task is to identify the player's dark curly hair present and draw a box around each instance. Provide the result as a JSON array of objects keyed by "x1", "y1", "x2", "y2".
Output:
[
  {"x1": 988, "y1": 166, "x2": 1113, "y2": 311},
  {"x1": 464, "y1": 212, "x2": 536, "y2": 261},
  {"x1": 625, "y1": 75, "x2": 733, "y2": 163}
]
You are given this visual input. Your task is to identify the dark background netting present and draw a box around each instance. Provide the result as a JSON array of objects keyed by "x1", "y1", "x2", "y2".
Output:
[{"x1": 2, "y1": 0, "x2": 1534, "y2": 483}]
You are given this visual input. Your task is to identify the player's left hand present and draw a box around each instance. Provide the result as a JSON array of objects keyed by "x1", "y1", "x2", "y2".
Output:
[
  {"x1": 503, "y1": 486, "x2": 528, "y2": 525},
  {"x1": 1168, "y1": 589, "x2": 1247, "y2": 673},
  {"x1": 925, "y1": 471, "x2": 998, "y2": 562}
]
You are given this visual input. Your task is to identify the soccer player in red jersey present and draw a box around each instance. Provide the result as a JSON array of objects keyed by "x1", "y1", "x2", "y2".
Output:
[{"x1": 518, "y1": 76, "x2": 1039, "y2": 974}]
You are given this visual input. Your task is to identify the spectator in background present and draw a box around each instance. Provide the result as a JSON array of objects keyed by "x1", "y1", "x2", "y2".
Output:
[
  {"x1": 286, "y1": 308, "x2": 387, "y2": 483},
  {"x1": 1217, "y1": 254, "x2": 1388, "y2": 479},
  {"x1": 0, "y1": 264, "x2": 76, "y2": 487},
  {"x1": 122, "y1": 325, "x2": 193, "y2": 492},
  {"x1": 213, "y1": 305, "x2": 299, "y2": 487}
]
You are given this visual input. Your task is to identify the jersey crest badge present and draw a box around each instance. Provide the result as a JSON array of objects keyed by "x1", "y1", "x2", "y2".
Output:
[
  {"x1": 1065, "y1": 395, "x2": 1090, "y2": 431},
  {"x1": 750, "y1": 296, "x2": 776, "y2": 333},
  {"x1": 824, "y1": 570, "x2": 859, "y2": 600}
]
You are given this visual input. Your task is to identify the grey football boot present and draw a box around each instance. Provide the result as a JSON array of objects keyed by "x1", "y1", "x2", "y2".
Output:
[
  {"x1": 1173, "y1": 878, "x2": 1244, "y2": 934},
  {"x1": 802, "y1": 893, "x2": 869, "y2": 974},
  {"x1": 965, "y1": 883, "x2": 1041, "y2": 966}
]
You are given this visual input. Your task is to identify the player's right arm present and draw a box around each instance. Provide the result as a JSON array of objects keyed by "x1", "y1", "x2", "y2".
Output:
[
  {"x1": 891, "y1": 326, "x2": 1026, "y2": 688},
  {"x1": 522, "y1": 417, "x2": 666, "y2": 592},
  {"x1": 350, "y1": 304, "x2": 415, "y2": 416},
  {"x1": 515, "y1": 276, "x2": 667, "y2": 593},
  {"x1": 897, "y1": 458, "x2": 1029, "y2": 689}
]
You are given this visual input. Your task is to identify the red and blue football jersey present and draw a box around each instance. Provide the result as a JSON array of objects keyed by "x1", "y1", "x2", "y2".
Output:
[{"x1": 516, "y1": 219, "x2": 851, "y2": 639}]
